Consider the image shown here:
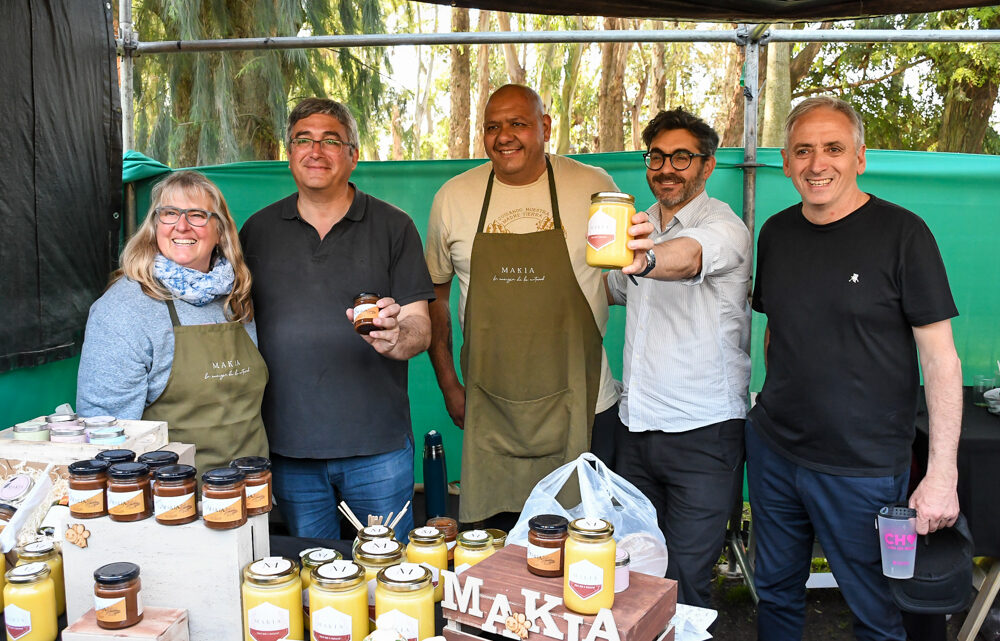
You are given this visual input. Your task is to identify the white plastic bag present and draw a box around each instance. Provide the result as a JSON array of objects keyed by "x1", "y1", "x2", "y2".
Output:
[{"x1": 507, "y1": 453, "x2": 668, "y2": 577}]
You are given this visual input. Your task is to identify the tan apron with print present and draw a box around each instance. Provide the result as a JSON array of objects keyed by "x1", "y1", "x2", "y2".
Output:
[
  {"x1": 459, "y1": 158, "x2": 602, "y2": 522},
  {"x1": 142, "y1": 299, "x2": 270, "y2": 474}
]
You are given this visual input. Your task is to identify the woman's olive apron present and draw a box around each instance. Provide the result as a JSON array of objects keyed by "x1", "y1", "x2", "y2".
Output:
[
  {"x1": 142, "y1": 299, "x2": 270, "y2": 474},
  {"x1": 459, "y1": 158, "x2": 602, "y2": 522}
]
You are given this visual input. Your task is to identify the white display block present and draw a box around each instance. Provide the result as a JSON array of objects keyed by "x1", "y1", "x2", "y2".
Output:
[
  {"x1": 60, "y1": 512, "x2": 269, "y2": 641},
  {"x1": 0, "y1": 419, "x2": 168, "y2": 464},
  {"x1": 63, "y1": 607, "x2": 190, "y2": 641}
]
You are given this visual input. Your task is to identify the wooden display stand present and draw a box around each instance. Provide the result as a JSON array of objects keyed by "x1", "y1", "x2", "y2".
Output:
[
  {"x1": 60, "y1": 512, "x2": 270, "y2": 641},
  {"x1": 63, "y1": 607, "x2": 190, "y2": 641},
  {"x1": 0, "y1": 419, "x2": 168, "y2": 464},
  {"x1": 442, "y1": 545, "x2": 676, "y2": 641}
]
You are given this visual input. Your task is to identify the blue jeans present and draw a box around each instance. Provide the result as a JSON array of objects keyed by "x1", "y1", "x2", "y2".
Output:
[
  {"x1": 271, "y1": 438, "x2": 415, "y2": 542},
  {"x1": 746, "y1": 419, "x2": 909, "y2": 641}
]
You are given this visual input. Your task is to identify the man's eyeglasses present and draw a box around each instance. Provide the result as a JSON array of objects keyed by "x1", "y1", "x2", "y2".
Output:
[
  {"x1": 289, "y1": 137, "x2": 354, "y2": 152},
  {"x1": 154, "y1": 207, "x2": 216, "y2": 227},
  {"x1": 643, "y1": 149, "x2": 710, "y2": 172}
]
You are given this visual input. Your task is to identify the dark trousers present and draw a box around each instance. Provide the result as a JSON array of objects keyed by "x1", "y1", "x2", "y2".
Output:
[
  {"x1": 615, "y1": 418, "x2": 745, "y2": 608},
  {"x1": 590, "y1": 403, "x2": 625, "y2": 471},
  {"x1": 746, "y1": 418, "x2": 909, "y2": 641}
]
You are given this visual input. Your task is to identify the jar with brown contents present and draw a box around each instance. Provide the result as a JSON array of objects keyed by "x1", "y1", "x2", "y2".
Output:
[
  {"x1": 527, "y1": 514, "x2": 568, "y2": 577},
  {"x1": 230, "y1": 456, "x2": 273, "y2": 516},
  {"x1": 93, "y1": 562, "x2": 143, "y2": 629},
  {"x1": 68, "y1": 459, "x2": 109, "y2": 519},
  {"x1": 137, "y1": 450, "x2": 179, "y2": 480},
  {"x1": 426, "y1": 517, "x2": 458, "y2": 562},
  {"x1": 352, "y1": 293, "x2": 381, "y2": 334},
  {"x1": 107, "y1": 463, "x2": 153, "y2": 522},
  {"x1": 201, "y1": 468, "x2": 247, "y2": 530},
  {"x1": 153, "y1": 465, "x2": 197, "y2": 526}
]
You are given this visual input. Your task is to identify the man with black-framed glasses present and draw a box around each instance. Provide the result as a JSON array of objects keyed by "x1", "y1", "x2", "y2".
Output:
[
  {"x1": 240, "y1": 97, "x2": 434, "y2": 541},
  {"x1": 604, "y1": 108, "x2": 752, "y2": 611}
]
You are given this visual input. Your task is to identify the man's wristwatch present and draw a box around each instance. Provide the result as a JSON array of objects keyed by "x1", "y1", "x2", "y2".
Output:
[{"x1": 636, "y1": 248, "x2": 657, "y2": 278}]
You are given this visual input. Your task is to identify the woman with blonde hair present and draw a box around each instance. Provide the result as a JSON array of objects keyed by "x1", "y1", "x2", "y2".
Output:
[{"x1": 78, "y1": 170, "x2": 268, "y2": 473}]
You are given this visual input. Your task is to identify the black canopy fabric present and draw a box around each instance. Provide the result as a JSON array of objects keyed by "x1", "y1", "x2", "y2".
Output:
[
  {"x1": 0, "y1": 0, "x2": 122, "y2": 372},
  {"x1": 427, "y1": 0, "x2": 997, "y2": 21}
]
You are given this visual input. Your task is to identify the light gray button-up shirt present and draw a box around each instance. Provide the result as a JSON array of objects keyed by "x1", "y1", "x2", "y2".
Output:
[{"x1": 606, "y1": 190, "x2": 752, "y2": 433}]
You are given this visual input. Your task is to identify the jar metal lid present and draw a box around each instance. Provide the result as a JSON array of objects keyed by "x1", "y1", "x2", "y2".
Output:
[
  {"x1": 313, "y1": 560, "x2": 365, "y2": 588},
  {"x1": 529, "y1": 514, "x2": 569, "y2": 534},
  {"x1": 360, "y1": 525, "x2": 392, "y2": 538},
  {"x1": 202, "y1": 467, "x2": 245, "y2": 485},
  {"x1": 615, "y1": 549, "x2": 630, "y2": 566},
  {"x1": 69, "y1": 459, "x2": 109, "y2": 476},
  {"x1": 486, "y1": 528, "x2": 507, "y2": 547},
  {"x1": 377, "y1": 563, "x2": 431, "y2": 591},
  {"x1": 94, "y1": 561, "x2": 140, "y2": 584},
  {"x1": 458, "y1": 529, "x2": 493, "y2": 549},
  {"x1": 426, "y1": 517, "x2": 458, "y2": 536},
  {"x1": 356, "y1": 539, "x2": 404, "y2": 563},
  {"x1": 155, "y1": 464, "x2": 197, "y2": 482},
  {"x1": 108, "y1": 462, "x2": 150, "y2": 480},
  {"x1": 568, "y1": 517, "x2": 614, "y2": 540},
  {"x1": 591, "y1": 191, "x2": 636, "y2": 204},
  {"x1": 50, "y1": 425, "x2": 86, "y2": 436},
  {"x1": 19, "y1": 540, "x2": 57, "y2": 558},
  {"x1": 89, "y1": 426, "x2": 126, "y2": 438},
  {"x1": 96, "y1": 449, "x2": 136, "y2": 464},
  {"x1": 0, "y1": 475, "x2": 33, "y2": 501},
  {"x1": 244, "y1": 557, "x2": 298, "y2": 584},
  {"x1": 137, "y1": 450, "x2": 179, "y2": 467},
  {"x1": 7, "y1": 562, "x2": 51, "y2": 583},
  {"x1": 302, "y1": 548, "x2": 343, "y2": 568},
  {"x1": 83, "y1": 416, "x2": 117, "y2": 428},
  {"x1": 13, "y1": 421, "x2": 48, "y2": 433},
  {"x1": 230, "y1": 456, "x2": 271, "y2": 473},
  {"x1": 45, "y1": 412, "x2": 78, "y2": 423},
  {"x1": 408, "y1": 526, "x2": 444, "y2": 545}
]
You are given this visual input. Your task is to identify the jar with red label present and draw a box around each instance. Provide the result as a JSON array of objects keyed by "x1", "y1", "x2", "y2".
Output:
[
  {"x1": 68, "y1": 459, "x2": 109, "y2": 519},
  {"x1": 230, "y1": 456, "x2": 273, "y2": 516},
  {"x1": 107, "y1": 463, "x2": 153, "y2": 522},
  {"x1": 242, "y1": 557, "x2": 303, "y2": 641},
  {"x1": 563, "y1": 518, "x2": 616, "y2": 614},
  {"x1": 201, "y1": 468, "x2": 247, "y2": 530},
  {"x1": 93, "y1": 562, "x2": 143, "y2": 630}
]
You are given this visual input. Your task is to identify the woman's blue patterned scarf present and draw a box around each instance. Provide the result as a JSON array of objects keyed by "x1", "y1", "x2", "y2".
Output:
[{"x1": 153, "y1": 254, "x2": 234, "y2": 306}]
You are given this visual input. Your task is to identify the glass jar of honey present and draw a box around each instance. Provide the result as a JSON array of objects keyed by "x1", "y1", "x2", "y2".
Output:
[
  {"x1": 406, "y1": 527, "x2": 447, "y2": 602},
  {"x1": 68, "y1": 459, "x2": 109, "y2": 519},
  {"x1": 352, "y1": 293, "x2": 381, "y2": 335},
  {"x1": 563, "y1": 518, "x2": 616, "y2": 614},
  {"x1": 242, "y1": 557, "x2": 304, "y2": 641},
  {"x1": 425, "y1": 517, "x2": 457, "y2": 562},
  {"x1": 374, "y1": 563, "x2": 434, "y2": 641},
  {"x1": 230, "y1": 456, "x2": 273, "y2": 516},
  {"x1": 354, "y1": 539, "x2": 405, "y2": 630},
  {"x1": 93, "y1": 562, "x2": 143, "y2": 630},
  {"x1": 16, "y1": 541, "x2": 65, "y2": 616},
  {"x1": 300, "y1": 548, "x2": 342, "y2": 627},
  {"x1": 201, "y1": 468, "x2": 247, "y2": 530},
  {"x1": 309, "y1": 560, "x2": 368, "y2": 641},
  {"x1": 586, "y1": 192, "x2": 636, "y2": 269},
  {"x1": 527, "y1": 514, "x2": 568, "y2": 578},
  {"x1": 4, "y1": 562, "x2": 57, "y2": 641},
  {"x1": 153, "y1": 465, "x2": 197, "y2": 525},
  {"x1": 454, "y1": 530, "x2": 494, "y2": 572},
  {"x1": 354, "y1": 525, "x2": 395, "y2": 555},
  {"x1": 107, "y1": 463, "x2": 153, "y2": 522}
]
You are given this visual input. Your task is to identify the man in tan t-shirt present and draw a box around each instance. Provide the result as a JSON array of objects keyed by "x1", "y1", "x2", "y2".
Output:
[{"x1": 424, "y1": 85, "x2": 648, "y2": 523}]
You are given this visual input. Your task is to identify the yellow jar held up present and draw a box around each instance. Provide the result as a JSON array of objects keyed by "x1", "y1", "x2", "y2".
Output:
[
  {"x1": 405, "y1": 527, "x2": 447, "y2": 602},
  {"x1": 374, "y1": 563, "x2": 434, "y2": 641},
  {"x1": 353, "y1": 539, "x2": 405, "y2": 630},
  {"x1": 242, "y1": 557, "x2": 304, "y2": 641},
  {"x1": 16, "y1": 541, "x2": 65, "y2": 617},
  {"x1": 563, "y1": 518, "x2": 616, "y2": 615},
  {"x1": 585, "y1": 192, "x2": 636, "y2": 269},
  {"x1": 454, "y1": 530, "x2": 494, "y2": 573},
  {"x1": 308, "y1": 561, "x2": 368, "y2": 641},
  {"x1": 4, "y1": 562, "x2": 58, "y2": 641}
]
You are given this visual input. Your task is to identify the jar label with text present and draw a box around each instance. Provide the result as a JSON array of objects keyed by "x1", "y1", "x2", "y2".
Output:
[
  {"x1": 567, "y1": 559, "x2": 604, "y2": 600},
  {"x1": 248, "y1": 601, "x2": 290, "y2": 641},
  {"x1": 202, "y1": 495, "x2": 242, "y2": 522},
  {"x1": 377, "y1": 609, "x2": 418, "y2": 641},
  {"x1": 108, "y1": 489, "x2": 145, "y2": 515},
  {"x1": 312, "y1": 606, "x2": 353, "y2": 641},
  {"x1": 527, "y1": 542, "x2": 561, "y2": 570},
  {"x1": 154, "y1": 492, "x2": 196, "y2": 520},
  {"x1": 367, "y1": 578, "x2": 376, "y2": 623},
  {"x1": 587, "y1": 210, "x2": 616, "y2": 251},
  {"x1": 246, "y1": 482, "x2": 269, "y2": 509},
  {"x1": 354, "y1": 303, "x2": 378, "y2": 322},
  {"x1": 4, "y1": 604, "x2": 31, "y2": 639},
  {"x1": 69, "y1": 487, "x2": 105, "y2": 513},
  {"x1": 95, "y1": 596, "x2": 127, "y2": 623}
]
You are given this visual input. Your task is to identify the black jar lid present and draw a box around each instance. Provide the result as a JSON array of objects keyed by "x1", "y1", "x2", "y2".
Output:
[
  {"x1": 528, "y1": 514, "x2": 569, "y2": 534},
  {"x1": 69, "y1": 459, "x2": 109, "y2": 475},
  {"x1": 202, "y1": 467, "x2": 245, "y2": 485},
  {"x1": 95, "y1": 449, "x2": 136, "y2": 465},
  {"x1": 155, "y1": 464, "x2": 197, "y2": 482},
  {"x1": 137, "y1": 450, "x2": 179, "y2": 468},
  {"x1": 0, "y1": 503, "x2": 16, "y2": 515},
  {"x1": 108, "y1": 462, "x2": 150, "y2": 480},
  {"x1": 94, "y1": 561, "x2": 140, "y2": 584},
  {"x1": 230, "y1": 456, "x2": 271, "y2": 473}
]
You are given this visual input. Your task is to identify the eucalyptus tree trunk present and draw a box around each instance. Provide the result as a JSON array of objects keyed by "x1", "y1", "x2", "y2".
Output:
[
  {"x1": 598, "y1": 17, "x2": 629, "y2": 151},
  {"x1": 472, "y1": 11, "x2": 491, "y2": 158},
  {"x1": 497, "y1": 12, "x2": 526, "y2": 84},
  {"x1": 761, "y1": 26, "x2": 791, "y2": 148},
  {"x1": 555, "y1": 34, "x2": 585, "y2": 155},
  {"x1": 448, "y1": 8, "x2": 471, "y2": 159}
]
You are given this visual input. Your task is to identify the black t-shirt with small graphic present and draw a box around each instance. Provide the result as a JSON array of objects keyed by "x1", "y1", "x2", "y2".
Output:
[{"x1": 749, "y1": 195, "x2": 957, "y2": 476}]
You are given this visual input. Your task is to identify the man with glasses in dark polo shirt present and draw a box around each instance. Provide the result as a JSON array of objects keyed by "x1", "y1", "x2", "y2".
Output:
[{"x1": 240, "y1": 98, "x2": 434, "y2": 541}]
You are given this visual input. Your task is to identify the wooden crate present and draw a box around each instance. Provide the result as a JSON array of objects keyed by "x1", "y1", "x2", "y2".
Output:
[
  {"x1": 60, "y1": 512, "x2": 270, "y2": 641},
  {"x1": 63, "y1": 607, "x2": 189, "y2": 641},
  {"x1": 0, "y1": 419, "x2": 168, "y2": 464},
  {"x1": 442, "y1": 545, "x2": 675, "y2": 641}
]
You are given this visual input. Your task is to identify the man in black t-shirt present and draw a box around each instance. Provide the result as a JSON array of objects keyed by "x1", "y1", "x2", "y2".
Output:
[
  {"x1": 747, "y1": 96, "x2": 962, "y2": 641},
  {"x1": 240, "y1": 98, "x2": 434, "y2": 541}
]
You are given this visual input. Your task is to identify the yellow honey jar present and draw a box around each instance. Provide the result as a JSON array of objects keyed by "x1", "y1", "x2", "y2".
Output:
[
  {"x1": 374, "y1": 563, "x2": 434, "y2": 641},
  {"x1": 405, "y1": 527, "x2": 447, "y2": 602},
  {"x1": 454, "y1": 530, "x2": 494, "y2": 572},
  {"x1": 308, "y1": 560, "x2": 368, "y2": 641},
  {"x1": 353, "y1": 525, "x2": 395, "y2": 556},
  {"x1": 16, "y1": 541, "x2": 65, "y2": 617},
  {"x1": 3, "y1": 562, "x2": 57, "y2": 641},
  {"x1": 563, "y1": 518, "x2": 616, "y2": 615},
  {"x1": 353, "y1": 539, "x2": 405, "y2": 630},
  {"x1": 585, "y1": 192, "x2": 636, "y2": 269},
  {"x1": 242, "y1": 557, "x2": 304, "y2": 641},
  {"x1": 300, "y1": 548, "x2": 343, "y2": 629}
]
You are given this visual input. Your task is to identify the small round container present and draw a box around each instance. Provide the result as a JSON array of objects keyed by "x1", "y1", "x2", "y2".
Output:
[
  {"x1": 486, "y1": 528, "x2": 507, "y2": 549},
  {"x1": 153, "y1": 465, "x2": 198, "y2": 525},
  {"x1": 137, "y1": 450, "x2": 179, "y2": 477},
  {"x1": 614, "y1": 548, "x2": 630, "y2": 593},
  {"x1": 68, "y1": 459, "x2": 110, "y2": 519},
  {"x1": 13, "y1": 420, "x2": 50, "y2": 441},
  {"x1": 83, "y1": 415, "x2": 118, "y2": 428},
  {"x1": 50, "y1": 424, "x2": 88, "y2": 443},
  {"x1": 426, "y1": 516, "x2": 458, "y2": 562},
  {"x1": 230, "y1": 456, "x2": 273, "y2": 516},
  {"x1": 355, "y1": 525, "x2": 395, "y2": 554},
  {"x1": 93, "y1": 562, "x2": 143, "y2": 629},
  {"x1": 96, "y1": 449, "x2": 136, "y2": 465},
  {"x1": 527, "y1": 514, "x2": 568, "y2": 577},
  {"x1": 107, "y1": 463, "x2": 153, "y2": 522},
  {"x1": 352, "y1": 292, "x2": 381, "y2": 334},
  {"x1": 46, "y1": 412, "x2": 79, "y2": 426},
  {"x1": 0, "y1": 474, "x2": 34, "y2": 502},
  {"x1": 89, "y1": 426, "x2": 127, "y2": 445},
  {"x1": 201, "y1": 468, "x2": 247, "y2": 530}
]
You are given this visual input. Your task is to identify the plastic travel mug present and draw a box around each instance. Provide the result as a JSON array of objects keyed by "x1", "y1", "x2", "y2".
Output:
[{"x1": 876, "y1": 505, "x2": 918, "y2": 579}]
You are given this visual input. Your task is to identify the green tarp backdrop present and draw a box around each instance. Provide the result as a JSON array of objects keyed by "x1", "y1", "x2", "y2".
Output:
[{"x1": 2, "y1": 149, "x2": 998, "y2": 481}]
